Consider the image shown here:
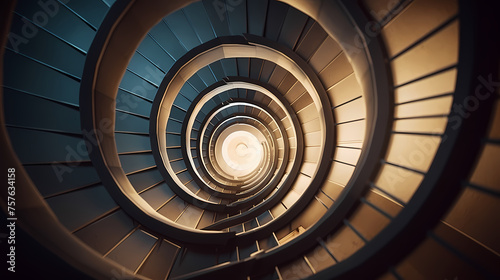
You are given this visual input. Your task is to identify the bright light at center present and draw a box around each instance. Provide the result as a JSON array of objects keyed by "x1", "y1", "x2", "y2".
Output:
[{"x1": 220, "y1": 130, "x2": 263, "y2": 176}]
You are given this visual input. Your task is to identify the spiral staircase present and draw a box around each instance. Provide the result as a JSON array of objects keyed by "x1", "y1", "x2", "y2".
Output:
[{"x1": 1, "y1": 0, "x2": 499, "y2": 279}]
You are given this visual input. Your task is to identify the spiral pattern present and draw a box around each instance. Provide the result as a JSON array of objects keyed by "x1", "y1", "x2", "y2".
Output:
[{"x1": 2, "y1": 0, "x2": 499, "y2": 279}]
